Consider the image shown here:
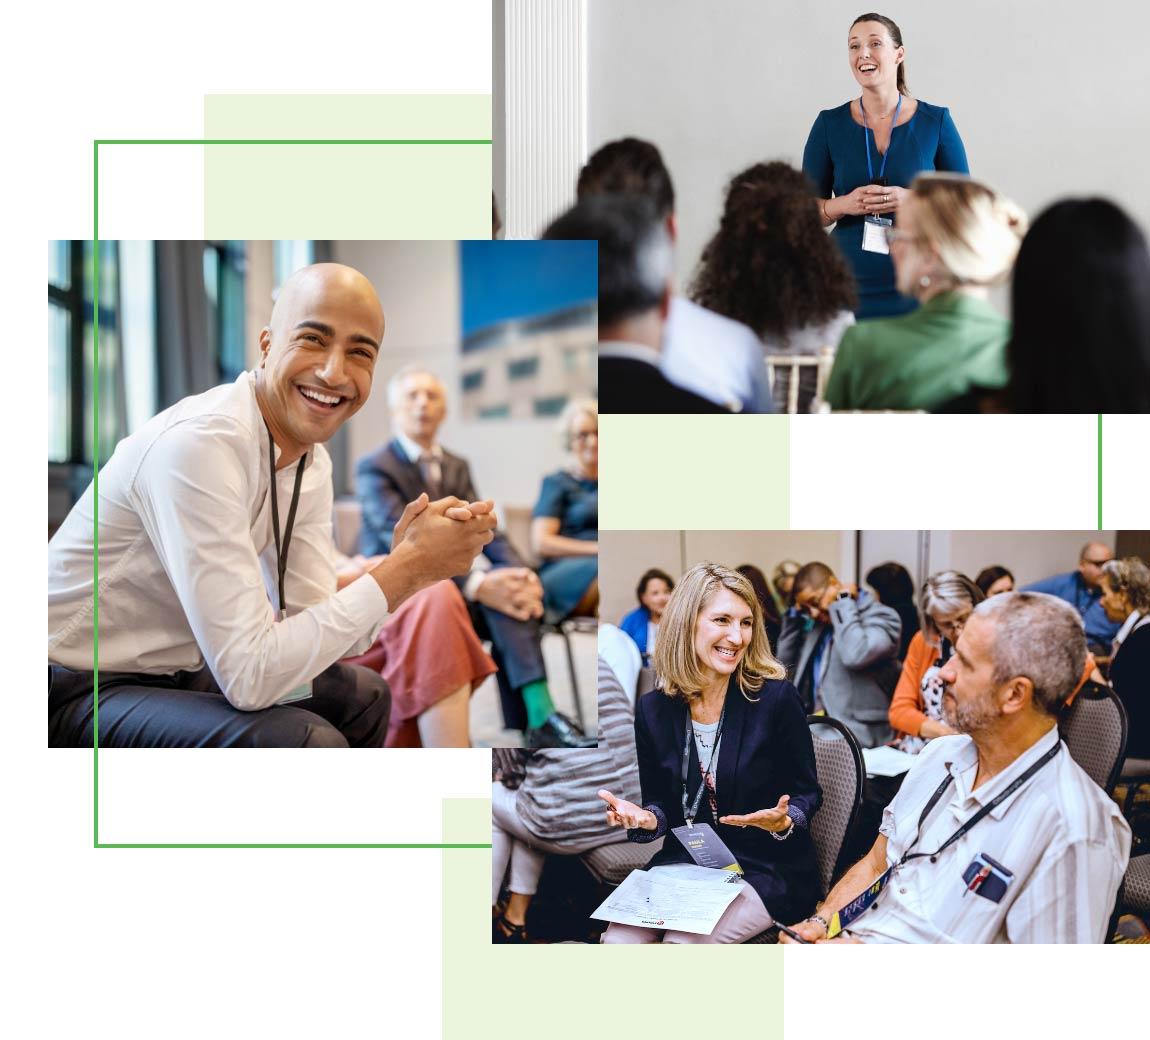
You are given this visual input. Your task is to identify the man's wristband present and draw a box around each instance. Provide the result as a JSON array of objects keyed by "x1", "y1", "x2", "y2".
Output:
[{"x1": 806, "y1": 913, "x2": 829, "y2": 937}]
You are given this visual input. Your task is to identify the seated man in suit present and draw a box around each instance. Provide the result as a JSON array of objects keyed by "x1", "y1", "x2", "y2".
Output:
[
  {"x1": 356, "y1": 366, "x2": 595, "y2": 749},
  {"x1": 776, "y1": 561, "x2": 902, "y2": 748},
  {"x1": 543, "y1": 195, "x2": 728, "y2": 414}
]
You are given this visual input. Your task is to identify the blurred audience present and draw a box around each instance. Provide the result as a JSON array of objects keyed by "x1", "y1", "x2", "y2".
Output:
[
  {"x1": 620, "y1": 568, "x2": 675, "y2": 666},
  {"x1": 491, "y1": 652, "x2": 643, "y2": 942},
  {"x1": 736, "y1": 563, "x2": 783, "y2": 649},
  {"x1": 531, "y1": 399, "x2": 600, "y2": 619},
  {"x1": 1024, "y1": 542, "x2": 1120, "y2": 656},
  {"x1": 889, "y1": 571, "x2": 985, "y2": 753},
  {"x1": 777, "y1": 561, "x2": 901, "y2": 747},
  {"x1": 689, "y1": 161, "x2": 856, "y2": 413},
  {"x1": 865, "y1": 561, "x2": 920, "y2": 661},
  {"x1": 1003, "y1": 199, "x2": 1150, "y2": 413},
  {"x1": 545, "y1": 194, "x2": 726, "y2": 413},
  {"x1": 1100, "y1": 557, "x2": 1150, "y2": 759},
  {"x1": 975, "y1": 564, "x2": 1015, "y2": 597},
  {"x1": 355, "y1": 366, "x2": 593, "y2": 749},
  {"x1": 825, "y1": 173, "x2": 1026, "y2": 411},
  {"x1": 576, "y1": 138, "x2": 772, "y2": 412}
]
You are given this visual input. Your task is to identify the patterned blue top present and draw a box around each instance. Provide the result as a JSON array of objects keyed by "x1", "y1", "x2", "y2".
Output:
[{"x1": 802, "y1": 99, "x2": 970, "y2": 320}]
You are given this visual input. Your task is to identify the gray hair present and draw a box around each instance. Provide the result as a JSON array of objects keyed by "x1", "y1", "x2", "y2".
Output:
[
  {"x1": 558, "y1": 398, "x2": 598, "y2": 450},
  {"x1": 386, "y1": 364, "x2": 445, "y2": 411},
  {"x1": 973, "y1": 592, "x2": 1086, "y2": 717},
  {"x1": 920, "y1": 570, "x2": 984, "y2": 640},
  {"x1": 1102, "y1": 557, "x2": 1150, "y2": 613}
]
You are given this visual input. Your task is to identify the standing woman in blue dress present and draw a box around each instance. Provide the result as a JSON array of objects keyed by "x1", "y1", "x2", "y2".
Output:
[{"x1": 803, "y1": 13, "x2": 970, "y2": 320}]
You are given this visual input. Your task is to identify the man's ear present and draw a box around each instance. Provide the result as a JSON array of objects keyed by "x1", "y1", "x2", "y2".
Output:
[
  {"x1": 999, "y1": 676, "x2": 1034, "y2": 717},
  {"x1": 658, "y1": 281, "x2": 672, "y2": 322},
  {"x1": 257, "y1": 326, "x2": 272, "y2": 367},
  {"x1": 666, "y1": 212, "x2": 678, "y2": 244}
]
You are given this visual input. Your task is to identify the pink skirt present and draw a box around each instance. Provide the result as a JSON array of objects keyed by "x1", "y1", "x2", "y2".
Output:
[{"x1": 342, "y1": 580, "x2": 496, "y2": 747}]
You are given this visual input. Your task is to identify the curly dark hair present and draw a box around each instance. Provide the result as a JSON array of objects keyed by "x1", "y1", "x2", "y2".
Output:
[{"x1": 688, "y1": 161, "x2": 857, "y2": 339}]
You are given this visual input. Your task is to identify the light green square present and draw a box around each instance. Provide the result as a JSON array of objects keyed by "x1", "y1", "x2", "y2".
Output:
[
  {"x1": 203, "y1": 94, "x2": 491, "y2": 238},
  {"x1": 599, "y1": 414, "x2": 790, "y2": 529}
]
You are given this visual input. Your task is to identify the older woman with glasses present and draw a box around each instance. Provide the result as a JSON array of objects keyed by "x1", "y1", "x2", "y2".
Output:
[
  {"x1": 531, "y1": 399, "x2": 598, "y2": 620},
  {"x1": 824, "y1": 173, "x2": 1026, "y2": 411},
  {"x1": 1100, "y1": 557, "x2": 1150, "y2": 759},
  {"x1": 889, "y1": 571, "x2": 985, "y2": 753}
]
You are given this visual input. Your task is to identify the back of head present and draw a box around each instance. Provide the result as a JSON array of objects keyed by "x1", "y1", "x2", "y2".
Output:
[
  {"x1": 866, "y1": 561, "x2": 914, "y2": 605},
  {"x1": 1008, "y1": 198, "x2": 1150, "y2": 413},
  {"x1": 689, "y1": 161, "x2": 856, "y2": 337},
  {"x1": 543, "y1": 194, "x2": 671, "y2": 328},
  {"x1": 577, "y1": 137, "x2": 675, "y2": 220},
  {"x1": 911, "y1": 173, "x2": 1027, "y2": 288},
  {"x1": 973, "y1": 591, "x2": 1086, "y2": 717}
]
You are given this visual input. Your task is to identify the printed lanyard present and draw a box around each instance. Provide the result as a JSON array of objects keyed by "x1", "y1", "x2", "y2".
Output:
[
  {"x1": 861, "y1": 93, "x2": 902, "y2": 183},
  {"x1": 267, "y1": 426, "x2": 307, "y2": 621},
  {"x1": 681, "y1": 702, "x2": 726, "y2": 828},
  {"x1": 897, "y1": 740, "x2": 1062, "y2": 869}
]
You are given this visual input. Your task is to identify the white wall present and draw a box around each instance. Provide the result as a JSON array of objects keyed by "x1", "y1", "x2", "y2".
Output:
[
  {"x1": 585, "y1": 0, "x2": 1150, "y2": 291},
  {"x1": 331, "y1": 241, "x2": 569, "y2": 514}
]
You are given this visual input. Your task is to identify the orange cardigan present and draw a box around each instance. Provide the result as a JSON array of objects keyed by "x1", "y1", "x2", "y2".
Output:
[{"x1": 889, "y1": 630, "x2": 937, "y2": 737}]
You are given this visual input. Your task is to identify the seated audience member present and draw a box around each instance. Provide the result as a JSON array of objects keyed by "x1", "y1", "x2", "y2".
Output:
[
  {"x1": 824, "y1": 173, "x2": 1026, "y2": 412},
  {"x1": 597, "y1": 622, "x2": 643, "y2": 707},
  {"x1": 1100, "y1": 557, "x2": 1150, "y2": 759},
  {"x1": 889, "y1": 571, "x2": 985, "y2": 753},
  {"x1": 333, "y1": 555, "x2": 495, "y2": 747},
  {"x1": 865, "y1": 561, "x2": 920, "y2": 661},
  {"x1": 355, "y1": 365, "x2": 593, "y2": 749},
  {"x1": 1024, "y1": 542, "x2": 1120, "y2": 656},
  {"x1": 1002, "y1": 198, "x2": 1150, "y2": 413},
  {"x1": 777, "y1": 562, "x2": 902, "y2": 748},
  {"x1": 772, "y1": 560, "x2": 800, "y2": 614},
  {"x1": 531, "y1": 399, "x2": 600, "y2": 619},
  {"x1": 620, "y1": 568, "x2": 675, "y2": 666},
  {"x1": 47, "y1": 264, "x2": 496, "y2": 748},
  {"x1": 545, "y1": 195, "x2": 726, "y2": 414},
  {"x1": 491, "y1": 652, "x2": 643, "y2": 943},
  {"x1": 782, "y1": 592, "x2": 1132, "y2": 943},
  {"x1": 689, "y1": 161, "x2": 857, "y2": 413},
  {"x1": 598, "y1": 564, "x2": 822, "y2": 944},
  {"x1": 737, "y1": 563, "x2": 783, "y2": 649},
  {"x1": 976, "y1": 565, "x2": 1015, "y2": 598},
  {"x1": 576, "y1": 138, "x2": 772, "y2": 413}
]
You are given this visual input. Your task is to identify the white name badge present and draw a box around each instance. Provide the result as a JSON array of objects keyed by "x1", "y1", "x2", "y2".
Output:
[{"x1": 862, "y1": 216, "x2": 892, "y2": 254}]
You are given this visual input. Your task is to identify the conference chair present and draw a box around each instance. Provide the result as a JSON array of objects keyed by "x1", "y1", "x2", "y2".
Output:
[
  {"x1": 332, "y1": 498, "x2": 363, "y2": 556},
  {"x1": 580, "y1": 836, "x2": 666, "y2": 888},
  {"x1": 764, "y1": 347, "x2": 835, "y2": 414},
  {"x1": 746, "y1": 714, "x2": 865, "y2": 943},
  {"x1": 1118, "y1": 855, "x2": 1150, "y2": 926},
  {"x1": 1059, "y1": 681, "x2": 1128, "y2": 796},
  {"x1": 1119, "y1": 757, "x2": 1150, "y2": 821}
]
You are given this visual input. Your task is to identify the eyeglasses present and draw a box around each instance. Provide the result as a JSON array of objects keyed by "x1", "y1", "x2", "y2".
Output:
[{"x1": 1082, "y1": 558, "x2": 1110, "y2": 567}]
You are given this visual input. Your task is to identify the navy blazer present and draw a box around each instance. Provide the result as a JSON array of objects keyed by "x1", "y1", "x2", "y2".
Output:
[
  {"x1": 632, "y1": 675, "x2": 822, "y2": 925},
  {"x1": 355, "y1": 438, "x2": 524, "y2": 568}
]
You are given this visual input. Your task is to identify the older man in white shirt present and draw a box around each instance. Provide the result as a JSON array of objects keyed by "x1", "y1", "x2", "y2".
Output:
[
  {"x1": 782, "y1": 592, "x2": 1131, "y2": 944},
  {"x1": 48, "y1": 263, "x2": 496, "y2": 747}
]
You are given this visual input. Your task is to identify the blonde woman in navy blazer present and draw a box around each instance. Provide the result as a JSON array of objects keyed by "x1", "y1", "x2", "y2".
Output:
[{"x1": 598, "y1": 563, "x2": 822, "y2": 943}]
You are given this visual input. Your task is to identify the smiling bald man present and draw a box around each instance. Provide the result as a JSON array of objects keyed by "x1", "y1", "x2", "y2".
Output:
[{"x1": 48, "y1": 263, "x2": 497, "y2": 748}]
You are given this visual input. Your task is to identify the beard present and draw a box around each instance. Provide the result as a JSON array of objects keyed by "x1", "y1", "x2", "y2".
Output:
[{"x1": 942, "y1": 687, "x2": 999, "y2": 734}]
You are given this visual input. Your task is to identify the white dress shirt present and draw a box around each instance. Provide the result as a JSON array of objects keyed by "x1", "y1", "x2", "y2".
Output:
[
  {"x1": 847, "y1": 727, "x2": 1131, "y2": 943},
  {"x1": 48, "y1": 372, "x2": 389, "y2": 710}
]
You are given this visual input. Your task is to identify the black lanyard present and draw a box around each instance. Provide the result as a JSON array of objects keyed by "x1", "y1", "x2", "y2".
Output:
[
  {"x1": 267, "y1": 426, "x2": 306, "y2": 620},
  {"x1": 681, "y1": 702, "x2": 726, "y2": 827},
  {"x1": 897, "y1": 740, "x2": 1062, "y2": 869}
]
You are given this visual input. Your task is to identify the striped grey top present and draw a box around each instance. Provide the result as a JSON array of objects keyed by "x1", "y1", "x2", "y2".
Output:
[{"x1": 514, "y1": 656, "x2": 643, "y2": 843}]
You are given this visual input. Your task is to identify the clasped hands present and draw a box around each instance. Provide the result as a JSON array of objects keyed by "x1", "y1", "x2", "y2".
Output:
[
  {"x1": 388, "y1": 493, "x2": 497, "y2": 580},
  {"x1": 840, "y1": 183, "x2": 907, "y2": 217}
]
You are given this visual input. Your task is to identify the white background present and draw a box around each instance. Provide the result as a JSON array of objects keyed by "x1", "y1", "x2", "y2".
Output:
[{"x1": 15, "y1": 3, "x2": 1145, "y2": 1039}]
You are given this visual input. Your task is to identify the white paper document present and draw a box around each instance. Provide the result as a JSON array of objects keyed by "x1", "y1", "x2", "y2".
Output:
[
  {"x1": 591, "y1": 864, "x2": 744, "y2": 935},
  {"x1": 862, "y1": 745, "x2": 915, "y2": 777}
]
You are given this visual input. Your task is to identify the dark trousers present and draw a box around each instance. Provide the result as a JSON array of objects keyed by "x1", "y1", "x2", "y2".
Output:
[
  {"x1": 48, "y1": 662, "x2": 390, "y2": 748},
  {"x1": 468, "y1": 601, "x2": 546, "y2": 733}
]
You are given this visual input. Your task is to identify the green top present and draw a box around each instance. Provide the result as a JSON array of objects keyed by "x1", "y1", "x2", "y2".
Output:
[{"x1": 824, "y1": 292, "x2": 1010, "y2": 411}]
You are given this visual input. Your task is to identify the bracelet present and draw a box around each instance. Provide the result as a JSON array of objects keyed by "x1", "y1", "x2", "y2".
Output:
[
  {"x1": 805, "y1": 913, "x2": 829, "y2": 937},
  {"x1": 769, "y1": 817, "x2": 795, "y2": 841},
  {"x1": 821, "y1": 199, "x2": 831, "y2": 224}
]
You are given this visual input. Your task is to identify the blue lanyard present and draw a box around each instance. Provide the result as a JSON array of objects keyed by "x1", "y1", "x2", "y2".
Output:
[{"x1": 861, "y1": 93, "x2": 902, "y2": 183}]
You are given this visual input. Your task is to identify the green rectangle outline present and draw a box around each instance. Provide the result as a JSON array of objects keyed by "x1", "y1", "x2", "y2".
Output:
[{"x1": 91, "y1": 138, "x2": 493, "y2": 851}]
